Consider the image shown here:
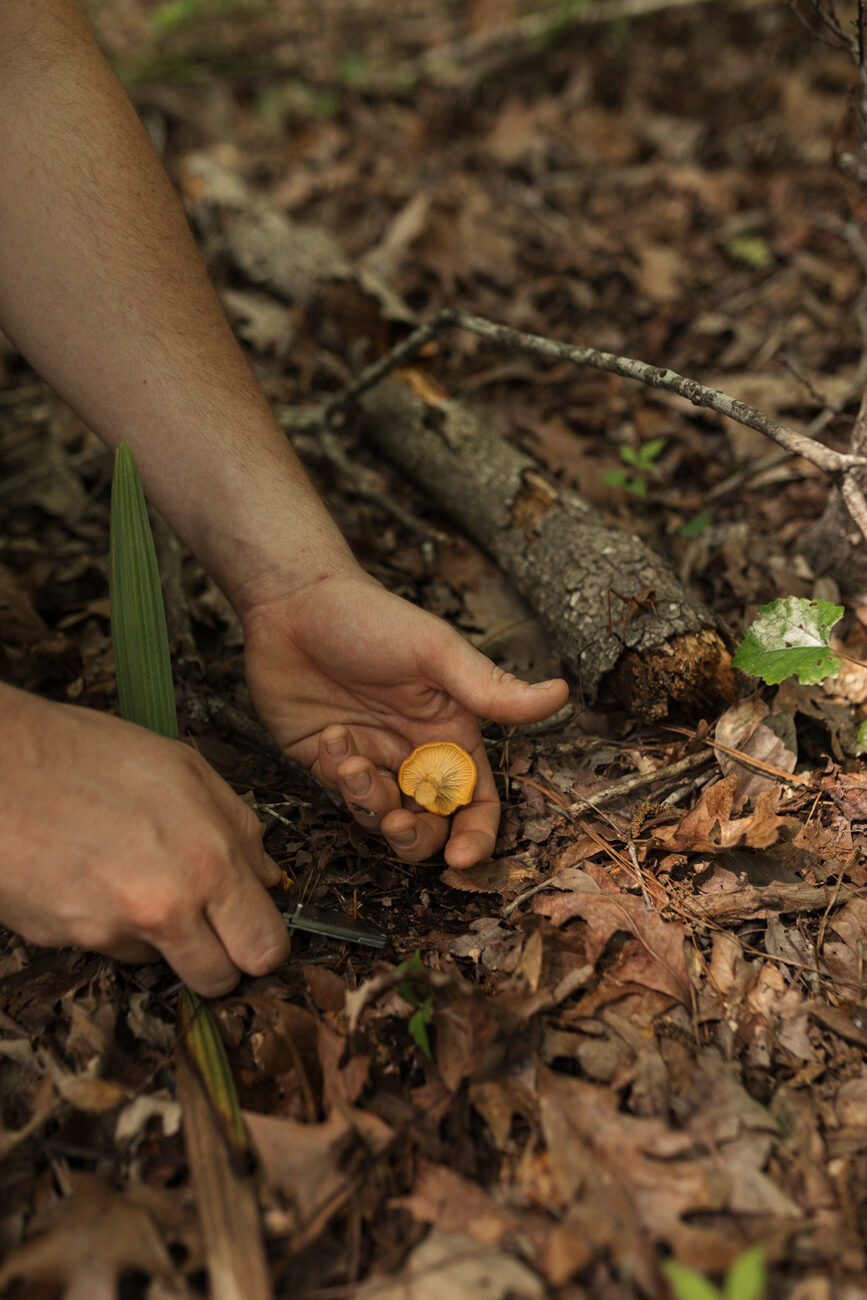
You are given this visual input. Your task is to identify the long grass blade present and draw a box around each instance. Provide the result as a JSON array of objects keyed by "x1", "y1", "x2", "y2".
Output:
[
  {"x1": 108, "y1": 442, "x2": 270, "y2": 1298},
  {"x1": 109, "y1": 441, "x2": 177, "y2": 740}
]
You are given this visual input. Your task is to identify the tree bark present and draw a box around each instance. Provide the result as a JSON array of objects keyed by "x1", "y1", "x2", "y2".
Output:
[{"x1": 183, "y1": 154, "x2": 736, "y2": 719}]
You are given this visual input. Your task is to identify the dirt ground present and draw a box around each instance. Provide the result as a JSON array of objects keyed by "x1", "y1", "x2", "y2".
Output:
[{"x1": 2, "y1": 1, "x2": 867, "y2": 1297}]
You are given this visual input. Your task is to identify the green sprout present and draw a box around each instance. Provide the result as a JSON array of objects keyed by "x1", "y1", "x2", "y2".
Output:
[
  {"x1": 663, "y1": 1244, "x2": 766, "y2": 1300},
  {"x1": 395, "y1": 951, "x2": 434, "y2": 1060},
  {"x1": 604, "y1": 437, "x2": 667, "y2": 496}
]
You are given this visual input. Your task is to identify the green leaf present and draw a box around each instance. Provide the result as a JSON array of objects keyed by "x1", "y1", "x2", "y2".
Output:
[
  {"x1": 637, "y1": 436, "x2": 667, "y2": 467},
  {"x1": 620, "y1": 445, "x2": 640, "y2": 467},
  {"x1": 626, "y1": 475, "x2": 648, "y2": 496},
  {"x1": 408, "y1": 999, "x2": 434, "y2": 1059},
  {"x1": 726, "y1": 234, "x2": 774, "y2": 269},
  {"x1": 858, "y1": 719, "x2": 867, "y2": 752},
  {"x1": 724, "y1": 1245, "x2": 766, "y2": 1300},
  {"x1": 109, "y1": 443, "x2": 177, "y2": 739},
  {"x1": 680, "y1": 511, "x2": 712, "y2": 537},
  {"x1": 604, "y1": 467, "x2": 630, "y2": 488},
  {"x1": 662, "y1": 1260, "x2": 722, "y2": 1300},
  {"x1": 732, "y1": 596, "x2": 844, "y2": 686}
]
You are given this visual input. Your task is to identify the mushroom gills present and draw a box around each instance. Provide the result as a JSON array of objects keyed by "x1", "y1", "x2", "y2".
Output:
[{"x1": 397, "y1": 742, "x2": 478, "y2": 817}]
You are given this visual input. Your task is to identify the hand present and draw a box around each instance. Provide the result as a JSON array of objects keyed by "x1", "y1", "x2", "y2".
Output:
[
  {"x1": 242, "y1": 570, "x2": 570, "y2": 868},
  {"x1": 0, "y1": 685, "x2": 290, "y2": 996}
]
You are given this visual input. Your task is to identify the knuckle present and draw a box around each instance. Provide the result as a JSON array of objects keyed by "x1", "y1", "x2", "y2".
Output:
[{"x1": 122, "y1": 886, "x2": 177, "y2": 935}]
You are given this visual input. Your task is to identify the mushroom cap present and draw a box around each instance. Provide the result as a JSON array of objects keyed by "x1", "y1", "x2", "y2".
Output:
[{"x1": 397, "y1": 742, "x2": 478, "y2": 816}]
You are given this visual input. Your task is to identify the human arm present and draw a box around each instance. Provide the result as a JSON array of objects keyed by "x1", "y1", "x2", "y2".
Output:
[{"x1": 0, "y1": 0, "x2": 569, "y2": 880}]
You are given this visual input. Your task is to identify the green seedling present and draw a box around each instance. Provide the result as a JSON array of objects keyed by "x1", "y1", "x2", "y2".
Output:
[
  {"x1": 663, "y1": 1244, "x2": 766, "y2": 1300},
  {"x1": 679, "y1": 511, "x2": 712, "y2": 538},
  {"x1": 109, "y1": 441, "x2": 248, "y2": 1157},
  {"x1": 604, "y1": 437, "x2": 667, "y2": 496},
  {"x1": 395, "y1": 951, "x2": 434, "y2": 1060}
]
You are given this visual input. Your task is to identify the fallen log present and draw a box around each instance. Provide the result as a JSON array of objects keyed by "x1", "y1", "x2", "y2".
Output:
[
  {"x1": 182, "y1": 154, "x2": 736, "y2": 720},
  {"x1": 358, "y1": 380, "x2": 734, "y2": 719}
]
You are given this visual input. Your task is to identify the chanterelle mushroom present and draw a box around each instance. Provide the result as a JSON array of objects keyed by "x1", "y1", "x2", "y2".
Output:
[{"x1": 397, "y1": 742, "x2": 477, "y2": 816}]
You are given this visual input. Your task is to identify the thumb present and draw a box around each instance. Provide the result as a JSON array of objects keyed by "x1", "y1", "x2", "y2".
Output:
[{"x1": 430, "y1": 627, "x2": 570, "y2": 724}]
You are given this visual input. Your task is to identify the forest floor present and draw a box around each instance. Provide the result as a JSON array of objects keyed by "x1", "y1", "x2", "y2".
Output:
[{"x1": 2, "y1": 1, "x2": 867, "y2": 1297}]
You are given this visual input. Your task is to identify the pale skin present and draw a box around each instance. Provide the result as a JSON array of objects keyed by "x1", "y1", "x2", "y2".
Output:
[{"x1": 0, "y1": 1, "x2": 570, "y2": 995}]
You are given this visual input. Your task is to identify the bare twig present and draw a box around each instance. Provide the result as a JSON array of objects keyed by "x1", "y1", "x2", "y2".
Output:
[
  {"x1": 317, "y1": 306, "x2": 867, "y2": 544},
  {"x1": 566, "y1": 749, "x2": 714, "y2": 817}
]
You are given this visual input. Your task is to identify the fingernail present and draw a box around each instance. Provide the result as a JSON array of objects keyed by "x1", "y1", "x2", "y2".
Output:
[
  {"x1": 390, "y1": 826, "x2": 416, "y2": 848},
  {"x1": 325, "y1": 734, "x2": 349, "y2": 760},
  {"x1": 344, "y1": 770, "x2": 371, "y2": 796},
  {"x1": 532, "y1": 678, "x2": 558, "y2": 688}
]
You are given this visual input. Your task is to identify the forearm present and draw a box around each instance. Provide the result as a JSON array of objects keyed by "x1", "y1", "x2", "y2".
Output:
[{"x1": 0, "y1": 0, "x2": 355, "y2": 612}]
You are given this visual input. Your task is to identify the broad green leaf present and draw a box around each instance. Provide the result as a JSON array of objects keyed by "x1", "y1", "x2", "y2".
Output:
[
  {"x1": 662, "y1": 1260, "x2": 721, "y2": 1300},
  {"x1": 626, "y1": 476, "x2": 648, "y2": 497},
  {"x1": 109, "y1": 442, "x2": 177, "y2": 739},
  {"x1": 620, "y1": 445, "x2": 640, "y2": 467},
  {"x1": 724, "y1": 1245, "x2": 766, "y2": 1300},
  {"x1": 732, "y1": 597, "x2": 844, "y2": 686}
]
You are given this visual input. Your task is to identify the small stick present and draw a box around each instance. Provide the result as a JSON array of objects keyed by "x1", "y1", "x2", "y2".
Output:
[{"x1": 565, "y1": 749, "x2": 714, "y2": 817}]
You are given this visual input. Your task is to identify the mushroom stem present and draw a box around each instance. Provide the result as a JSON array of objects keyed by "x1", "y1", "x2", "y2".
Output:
[{"x1": 413, "y1": 778, "x2": 439, "y2": 811}]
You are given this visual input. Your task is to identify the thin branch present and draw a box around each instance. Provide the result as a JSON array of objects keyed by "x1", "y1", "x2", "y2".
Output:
[
  {"x1": 315, "y1": 306, "x2": 867, "y2": 547},
  {"x1": 328, "y1": 307, "x2": 867, "y2": 475},
  {"x1": 841, "y1": 473, "x2": 867, "y2": 537},
  {"x1": 565, "y1": 749, "x2": 714, "y2": 817}
]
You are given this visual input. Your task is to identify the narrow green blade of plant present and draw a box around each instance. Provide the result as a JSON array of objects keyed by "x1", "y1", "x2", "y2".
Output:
[
  {"x1": 179, "y1": 987, "x2": 250, "y2": 1164},
  {"x1": 732, "y1": 596, "x2": 844, "y2": 686},
  {"x1": 724, "y1": 1245, "x2": 766, "y2": 1300},
  {"x1": 109, "y1": 442, "x2": 178, "y2": 739},
  {"x1": 858, "y1": 719, "x2": 867, "y2": 752},
  {"x1": 662, "y1": 1259, "x2": 721, "y2": 1300}
]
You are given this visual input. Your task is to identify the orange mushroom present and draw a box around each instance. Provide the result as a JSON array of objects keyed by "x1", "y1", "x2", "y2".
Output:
[{"x1": 397, "y1": 742, "x2": 478, "y2": 816}]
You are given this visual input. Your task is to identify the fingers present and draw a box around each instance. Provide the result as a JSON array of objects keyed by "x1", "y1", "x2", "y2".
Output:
[
  {"x1": 427, "y1": 628, "x2": 570, "y2": 725},
  {"x1": 206, "y1": 869, "x2": 292, "y2": 981},
  {"x1": 157, "y1": 923, "x2": 243, "y2": 998},
  {"x1": 441, "y1": 738, "x2": 501, "y2": 869},
  {"x1": 317, "y1": 728, "x2": 448, "y2": 860},
  {"x1": 381, "y1": 807, "x2": 450, "y2": 862}
]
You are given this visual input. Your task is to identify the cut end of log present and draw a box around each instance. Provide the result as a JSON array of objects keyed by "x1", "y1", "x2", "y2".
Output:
[{"x1": 607, "y1": 629, "x2": 736, "y2": 722}]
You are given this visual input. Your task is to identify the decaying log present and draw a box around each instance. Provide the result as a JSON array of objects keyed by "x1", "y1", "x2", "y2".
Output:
[
  {"x1": 182, "y1": 154, "x2": 736, "y2": 719},
  {"x1": 358, "y1": 381, "x2": 734, "y2": 719}
]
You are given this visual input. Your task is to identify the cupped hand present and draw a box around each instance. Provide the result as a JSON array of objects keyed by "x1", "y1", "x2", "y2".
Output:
[
  {"x1": 0, "y1": 685, "x2": 290, "y2": 995},
  {"x1": 241, "y1": 570, "x2": 570, "y2": 868}
]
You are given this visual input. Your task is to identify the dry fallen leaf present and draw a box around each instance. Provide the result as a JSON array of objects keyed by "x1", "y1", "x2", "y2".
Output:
[
  {"x1": 0, "y1": 1172, "x2": 176, "y2": 1300},
  {"x1": 354, "y1": 1228, "x2": 544, "y2": 1300},
  {"x1": 534, "y1": 888, "x2": 691, "y2": 1004}
]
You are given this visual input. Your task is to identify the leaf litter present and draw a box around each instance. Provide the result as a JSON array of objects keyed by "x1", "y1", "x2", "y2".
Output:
[{"x1": 3, "y1": 1, "x2": 867, "y2": 1297}]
